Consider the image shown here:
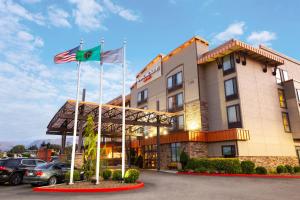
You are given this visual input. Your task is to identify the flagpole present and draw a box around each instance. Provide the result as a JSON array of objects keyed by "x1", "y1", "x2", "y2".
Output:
[
  {"x1": 96, "y1": 38, "x2": 104, "y2": 185},
  {"x1": 121, "y1": 40, "x2": 127, "y2": 178},
  {"x1": 69, "y1": 39, "x2": 83, "y2": 184}
]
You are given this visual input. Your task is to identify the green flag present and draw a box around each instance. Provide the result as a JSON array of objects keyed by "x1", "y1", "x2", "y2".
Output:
[{"x1": 76, "y1": 45, "x2": 101, "y2": 62}]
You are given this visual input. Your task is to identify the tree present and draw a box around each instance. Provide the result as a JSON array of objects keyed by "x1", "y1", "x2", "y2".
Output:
[
  {"x1": 28, "y1": 145, "x2": 38, "y2": 150},
  {"x1": 40, "y1": 141, "x2": 46, "y2": 148},
  {"x1": 10, "y1": 145, "x2": 25, "y2": 154},
  {"x1": 82, "y1": 115, "x2": 97, "y2": 180}
]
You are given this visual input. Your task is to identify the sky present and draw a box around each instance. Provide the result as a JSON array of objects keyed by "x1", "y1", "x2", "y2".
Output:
[{"x1": 0, "y1": 0, "x2": 300, "y2": 142}]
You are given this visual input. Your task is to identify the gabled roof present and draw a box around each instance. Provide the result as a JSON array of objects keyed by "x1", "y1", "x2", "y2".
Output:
[{"x1": 198, "y1": 39, "x2": 284, "y2": 66}]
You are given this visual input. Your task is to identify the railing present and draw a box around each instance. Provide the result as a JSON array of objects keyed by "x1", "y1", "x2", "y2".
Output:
[{"x1": 131, "y1": 128, "x2": 250, "y2": 148}]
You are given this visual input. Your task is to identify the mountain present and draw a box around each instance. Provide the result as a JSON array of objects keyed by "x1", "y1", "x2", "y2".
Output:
[{"x1": 28, "y1": 138, "x2": 73, "y2": 148}]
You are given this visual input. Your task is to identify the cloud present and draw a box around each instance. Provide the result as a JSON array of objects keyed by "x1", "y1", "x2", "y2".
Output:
[
  {"x1": 17, "y1": 31, "x2": 34, "y2": 41},
  {"x1": 213, "y1": 21, "x2": 245, "y2": 42},
  {"x1": 21, "y1": 0, "x2": 41, "y2": 4},
  {"x1": 103, "y1": 0, "x2": 140, "y2": 21},
  {"x1": 247, "y1": 31, "x2": 277, "y2": 46},
  {"x1": 69, "y1": 0, "x2": 106, "y2": 31},
  {"x1": 48, "y1": 5, "x2": 71, "y2": 28}
]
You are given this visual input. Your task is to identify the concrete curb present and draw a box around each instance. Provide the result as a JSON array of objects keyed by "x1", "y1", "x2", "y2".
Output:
[
  {"x1": 32, "y1": 181, "x2": 144, "y2": 193},
  {"x1": 177, "y1": 172, "x2": 300, "y2": 179}
]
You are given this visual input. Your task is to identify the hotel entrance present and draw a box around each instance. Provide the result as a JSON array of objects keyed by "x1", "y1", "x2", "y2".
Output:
[{"x1": 144, "y1": 144, "x2": 157, "y2": 169}]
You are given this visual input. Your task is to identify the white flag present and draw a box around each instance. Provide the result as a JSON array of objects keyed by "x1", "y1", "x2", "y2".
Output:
[{"x1": 101, "y1": 47, "x2": 123, "y2": 64}]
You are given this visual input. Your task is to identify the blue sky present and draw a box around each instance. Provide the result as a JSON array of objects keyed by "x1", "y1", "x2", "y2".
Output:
[{"x1": 0, "y1": 0, "x2": 300, "y2": 142}]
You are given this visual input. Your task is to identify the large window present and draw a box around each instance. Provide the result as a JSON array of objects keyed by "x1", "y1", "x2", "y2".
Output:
[
  {"x1": 168, "y1": 93, "x2": 183, "y2": 112},
  {"x1": 227, "y1": 104, "x2": 242, "y2": 128},
  {"x1": 282, "y1": 112, "x2": 291, "y2": 132},
  {"x1": 167, "y1": 71, "x2": 183, "y2": 92},
  {"x1": 278, "y1": 89, "x2": 287, "y2": 108},
  {"x1": 171, "y1": 143, "x2": 181, "y2": 162},
  {"x1": 276, "y1": 68, "x2": 289, "y2": 85},
  {"x1": 224, "y1": 78, "x2": 238, "y2": 101},
  {"x1": 222, "y1": 145, "x2": 236, "y2": 158},
  {"x1": 171, "y1": 115, "x2": 184, "y2": 130},
  {"x1": 223, "y1": 54, "x2": 235, "y2": 75},
  {"x1": 137, "y1": 89, "x2": 148, "y2": 105}
]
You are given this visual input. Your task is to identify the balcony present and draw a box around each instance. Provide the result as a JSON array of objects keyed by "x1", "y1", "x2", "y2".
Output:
[
  {"x1": 168, "y1": 105, "x2": 183, "y2": 113},
  {"x1": 167, "y1": 83, "x2": 183, "y2": 93},
  {"x1": 137, "y1": 98, "x2": 148, "y2": 106}
]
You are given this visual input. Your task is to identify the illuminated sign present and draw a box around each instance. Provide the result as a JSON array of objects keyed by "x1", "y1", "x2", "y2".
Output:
[{"x1": 136, "y1": 58, "x2": 162, "y2": 89}]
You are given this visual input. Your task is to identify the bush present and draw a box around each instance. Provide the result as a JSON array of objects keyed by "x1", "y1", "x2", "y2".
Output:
[
  {"x1": 112, "y1": 170, "x2": 123, "y2": 181},
  {"x1": 124, "y1": 168, "x2": 140, "y2": 183},
  {"x1": 255, "y1": 166, "x2": 267, "y2": 174},
  {"x1": 65, "y1": 170, "x2": 80, "y2": 182},
  {"x1": 194, "y1": 167, "x2": 207, "y2": 173},
  {"x1": 276, "y1": 165, "x2": 288, "y2": 174},
  {"x1": 285, "y1": 165, "x2": 294, "y2": 174},
  {"x1": 180, "y1": 151, "x2": 189, "y2": 170},
  {"x1": 294, "y1": 166, "x2": 300, "y2": 173},
  {"x1": 102, "y1": 169, "x2": 112, "y2": 180},
  {"x1": 241, "y1": 161, "x2": 255, "y2": 174}
]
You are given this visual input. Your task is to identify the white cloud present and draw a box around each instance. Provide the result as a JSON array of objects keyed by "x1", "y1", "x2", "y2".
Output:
[
  {"x1": 103, "y1": 0, "x2": 140, "y2": 21},
  {"x1": 17, "y1": 30, "x2": 34, "y2": 41},
  {"x1": 214, "y1": 21, "x2": 245, "y2": 42},
  {"x1": 21, "y1": 0, "x2": 41, "y2": 4},
  {"x1": 247, "y1": 31, "x2": 277, "y2": 46},
  {"x1": 48, "y1": 5, "x2": 71, "y2": 28},
  {"x1": 69, "y1": 0, "x2": 106, "y2": 31}
]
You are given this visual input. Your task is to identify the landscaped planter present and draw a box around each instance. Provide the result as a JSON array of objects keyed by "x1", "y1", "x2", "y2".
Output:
[
  {"x1": 177, "y1": 171, "x2": 300, "y2": 179},
  {"x1": 33, "y1": 181, "x2": 144, "y2": 193}
]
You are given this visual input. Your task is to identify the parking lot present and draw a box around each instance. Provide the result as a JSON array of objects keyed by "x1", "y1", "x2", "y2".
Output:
[{"x1": 1, "y1": 171, "x2": 300, "y2": 200}]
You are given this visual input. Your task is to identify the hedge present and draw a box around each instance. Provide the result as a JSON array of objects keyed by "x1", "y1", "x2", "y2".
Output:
[
  {"x1": 65, "y1": 170, "x2": 80, "y2": 182},
  {"x1": 241, "y1": 161, "x2": 255, "y2": 174},
  {"x1": 102, "y1": 169, "x2": 112, "y2": 180},
  {"x1": 294, "y1": 166, "x2": 300, "y2": 173},
  {"x1": 255, "y1": 166, "x2": 267, "y2": 175},
  {"x1": 124, "y1": 168, "x2": 140, "y2": 183},
  {"x1": 112, "y1": 170, "x2": 123, "y2": 181},
  {"x1": 185, "y1": 158, "x2": 242, "y2": 174},
  {"x1": 276, "y1": 165, "x2": 288, "y2": 174}
]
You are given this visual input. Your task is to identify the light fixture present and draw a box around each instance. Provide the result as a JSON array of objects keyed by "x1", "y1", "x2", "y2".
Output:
[{"x1": 163, "y1": 130, "x2": 168, "y2": 135}]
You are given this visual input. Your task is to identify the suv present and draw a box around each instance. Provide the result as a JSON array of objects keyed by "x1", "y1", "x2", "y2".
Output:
[{"x1": 0, "y1": 158, "x2": 46, "y2": 185}]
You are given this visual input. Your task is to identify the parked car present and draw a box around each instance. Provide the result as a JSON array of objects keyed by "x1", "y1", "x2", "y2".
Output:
[
  {"x1": 23, "y1": 162, "x2": 71, "y2": 186},
  {"x1": 0, "y1": 158, "x2": 46, "y2": 185}
]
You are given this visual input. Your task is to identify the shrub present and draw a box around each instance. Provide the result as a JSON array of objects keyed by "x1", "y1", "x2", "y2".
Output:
[
  {"x1": 65, "y1": 170, "x2": 80, "y2": 182},
  {"x1": 194, "y1": 167, "x2": 207, "y2": 173},
  {"x1": 102, "y1": 169, "x2": 112, "y2": 180},
  {"x1": 255, "y1": 166, "x2": 267, "y2": 175},
  {"x1": 285, "y1": 165, "x2": 294, "y2": 174},
  {"x1": 276, "y1": 165, "x2": 288, "y2": 174},
  {"x1": 241, "y1": 161, "x2": 255, "y2": 174},
  {"x1": 124, "y1": 168, "x2": 140, "y2": 183},
  {"x1": 179, "y1": 151, "x2": 189, "y2": 170},
  {"x1": 112, "y1": 170, "x2": 123, "y2": 181},
  {"x1": 294, "y1": 166, "x2": 300, "y2": 173}
]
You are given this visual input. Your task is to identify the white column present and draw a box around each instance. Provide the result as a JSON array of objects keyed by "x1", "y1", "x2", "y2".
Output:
[
  {"x1": 95, "y1": 38, "x2": 104, "y2": 184},
  {"x1": 121, "y1": 40, "x2": 127, "y2": 178},
  {"x1": 69, "y1": 39, "x2": 83, "y2": 184}
]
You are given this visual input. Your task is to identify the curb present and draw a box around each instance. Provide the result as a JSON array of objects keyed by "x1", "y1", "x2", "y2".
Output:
[
  {"x1": 32, "y1": 181, "x2": 144, "y2": 193},
  {"x1": 177, "y1": 172, "x2": 300, "y2": 179}
]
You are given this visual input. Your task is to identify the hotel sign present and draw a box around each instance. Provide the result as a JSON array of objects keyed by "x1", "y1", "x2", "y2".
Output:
[{"x1": 136, "y1": 58, "x2": 162, "y2": 89}]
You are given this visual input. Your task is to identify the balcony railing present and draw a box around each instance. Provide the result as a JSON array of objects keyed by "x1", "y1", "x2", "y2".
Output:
[
  {"x1": 167, "y1": 83, "x2": 183, "y2": 93},
  {"x1": 137, "y1": 98, "x2": 148, "y2": 106}
]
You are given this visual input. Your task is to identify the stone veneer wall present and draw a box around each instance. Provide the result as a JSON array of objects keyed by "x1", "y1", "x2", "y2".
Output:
[
  {"x1": 200, "y1": 101, "x2": 209, "y2": 131},
  {"x1": 239, "y1": 156, "x2": 299, "y2": 170},
  {"x1": 160, "y1": 144, "x2": 172, "y2": 169},
  {"x1": 185, "y1": 100, "x2": 202, "y2": 130},
  {"x1": 74, "y1": 153, "x2": 84, "y2": 169}
]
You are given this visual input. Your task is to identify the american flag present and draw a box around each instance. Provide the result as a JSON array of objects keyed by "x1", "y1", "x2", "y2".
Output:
[{"x1": 54, "y1": 46, "x2": 79, "y2": 64}]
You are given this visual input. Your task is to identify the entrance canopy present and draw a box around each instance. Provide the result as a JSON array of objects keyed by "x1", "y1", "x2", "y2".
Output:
[{"x1": 47, "y1": 100, "x2": 178, "y2": 137}]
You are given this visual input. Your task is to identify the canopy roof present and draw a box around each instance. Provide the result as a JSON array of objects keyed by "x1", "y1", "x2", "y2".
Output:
[{"x1": 47, "y1": 100, "x2": 178, "y2": 137}]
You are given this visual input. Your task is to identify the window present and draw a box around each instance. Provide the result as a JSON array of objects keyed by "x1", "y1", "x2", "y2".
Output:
[
  {"x1": 171, "y1": 115, "x2": 184, "y2": 130},
  {"x1": 224, "y1": 78, "x2": 238, "y2": 101},
  {"x1": 168, "y1": 93, "x2": 183, "y2": 111},
  {"x1": 296, "y1": 89, "x2": 300, "y2": 102},
  {"x1": 22, "y1": 159, "x2": 36, "y2": 166},
  {"x1": 137, "y1": 89, "x2": 148, "y2": 105},
  {"x1": 278, "y1": 89, "x2": 287, "y2": 108},
  {"x1": 222, "y1": 145, "x2": 236, "y2": 158},
  {"x1": 223, "y1": 54, "x2": 235, "y2": 75},
  {"x1": 276, "y1": 68, "x2": 289, "y2": 85},
  {"x1": 227, "y1": 104, "x2": 242, "y2": 128},
  {"x1": 282, "y1": 112, "x2": 291, "y2": 132},
  {"x1": 171, "y1": 143, "x2": 181, "y2": 162},
  {"x1": 167, "y1": 71, "x2": 183, "y2": 92}
]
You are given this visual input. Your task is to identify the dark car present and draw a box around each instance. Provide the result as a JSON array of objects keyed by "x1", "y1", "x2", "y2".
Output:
[
  {"x1": 0, "y1": 158, "x2": 46, "y2": 185},
  {"x1": 23, "y1": 162, "x2": 71, "y2": 186}
]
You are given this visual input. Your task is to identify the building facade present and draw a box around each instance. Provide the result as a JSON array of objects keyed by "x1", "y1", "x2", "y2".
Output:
[{"x1": 113, "y1": 36, "x2": 300, "y2": 169}]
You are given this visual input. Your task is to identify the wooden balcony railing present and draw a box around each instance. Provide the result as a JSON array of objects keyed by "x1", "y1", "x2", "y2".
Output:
[{"x1": 131, "y1": 128, "x2": 250, "y2": 148}]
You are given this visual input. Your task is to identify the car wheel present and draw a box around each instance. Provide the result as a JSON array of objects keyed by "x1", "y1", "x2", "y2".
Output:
[
  {"x1": 48, "y1": 176, "x2": 57, "y2": 185},
  {"x1": 9, "y1": 173, "x2": 22, "y2": 186},
  {"x1": 31, "y1": 183, "x2": 39, "y2": 187}
]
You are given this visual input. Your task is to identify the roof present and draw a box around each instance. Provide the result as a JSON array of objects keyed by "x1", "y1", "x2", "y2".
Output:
[
  {"x1": 198, "y1": 39, "x2": 284, "y2": 66},
  {"x1": 47, "y1": 100, "x2": 178, "y2": 137},
  {"x1": 106, "y1": 94, "x2": 131, "y2": 106},
  {"x1": 259, "y1": 45, "x2": 300, "y2": 65}
]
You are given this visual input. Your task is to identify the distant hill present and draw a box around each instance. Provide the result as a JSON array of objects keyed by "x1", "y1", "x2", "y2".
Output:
[{"x1": 28, "y1": 138, "x2": 73, "y2": 148}]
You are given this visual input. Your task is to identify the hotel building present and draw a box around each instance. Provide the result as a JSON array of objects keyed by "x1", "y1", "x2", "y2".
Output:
[{"x1": 108, "y1": 36, "x2": 300, "y2": 169}]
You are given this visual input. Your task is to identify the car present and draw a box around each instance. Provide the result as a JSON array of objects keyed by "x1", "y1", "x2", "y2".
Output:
[
  {"x1": 0, "y1": 158, "x2": 47, "y2": 185},
  {"x1": 23, "y1": 162, "x2": 71, "y2": 186}
]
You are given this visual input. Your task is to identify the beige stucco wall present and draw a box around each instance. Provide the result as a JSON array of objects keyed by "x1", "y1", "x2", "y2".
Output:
[{"x1": 236, "y1": 57, "x2": 296, "y2": 157}]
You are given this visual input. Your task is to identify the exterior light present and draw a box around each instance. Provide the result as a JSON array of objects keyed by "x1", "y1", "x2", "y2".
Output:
[
  {"x1": 145, "y1": 136, "x2": 148, "y2": 139},
  {"x1": 163, "y1": 130, "x2": 168, "y2": 135},
  {"x1": 188, "y1": 121, "x2": 199, "y2": 131}
]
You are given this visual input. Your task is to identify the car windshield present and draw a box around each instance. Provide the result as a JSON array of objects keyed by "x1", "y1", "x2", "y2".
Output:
[
  {"x1": 36, "y1": 163, "x2": 53, "y2": 170},
  {"x1": 3, "y1": 159, "x2": 20, "y2": 168}
]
